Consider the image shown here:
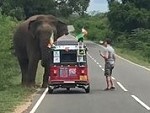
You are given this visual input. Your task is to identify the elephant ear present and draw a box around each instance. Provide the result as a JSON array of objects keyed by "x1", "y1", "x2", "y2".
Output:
[
  {"x1": 28, "y1": 20, "x2": 42, "y2": 38},
  {"x1": 56, "y1": 20, "x2": 69, "y2": 38}
]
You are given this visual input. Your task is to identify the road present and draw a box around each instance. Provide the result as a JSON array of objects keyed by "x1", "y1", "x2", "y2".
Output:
[{"x1": 27, "y1": 41, "x2": 150, "y2": 113}]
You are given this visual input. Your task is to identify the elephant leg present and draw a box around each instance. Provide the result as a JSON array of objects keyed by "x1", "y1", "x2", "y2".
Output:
[
  {"x1": 42, "y1": 66, "x2": 50, "y2": 88},
  {"x1": 27, "y1": 59, "x2": 39, "y2": 86},
  {"x1": 18, "y1": 58, "x2": 29, "y2": 85}
]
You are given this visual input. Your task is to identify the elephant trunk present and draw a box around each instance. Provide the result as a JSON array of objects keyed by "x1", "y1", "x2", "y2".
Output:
[
  {"x1": 40, "y1": 37, "x2": 51, "y2": 67},
  {"x1": 40, "y1": 37, "x2": 51, "y2": 87}
]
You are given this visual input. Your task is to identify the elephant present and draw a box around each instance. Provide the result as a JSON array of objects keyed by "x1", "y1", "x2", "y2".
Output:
[{"x1": 13, "y1": 14, "x2": 68, "y2": 87}]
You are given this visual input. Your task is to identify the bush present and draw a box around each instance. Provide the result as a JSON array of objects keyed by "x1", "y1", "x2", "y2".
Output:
[
  {"x1": 0, "y1": 13, "x2": 19, "y2": 90},
  {"x1": 71, "y1": 13, "x2": 113, "y2": 42},
  {"x1": 116, "y1": 28, "x2": 150, "y2": 63}
]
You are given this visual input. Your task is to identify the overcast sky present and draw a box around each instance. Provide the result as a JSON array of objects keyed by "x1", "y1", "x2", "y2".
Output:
[{"x1": 87, "y1": 0, "x2": 109, "y2": 12}]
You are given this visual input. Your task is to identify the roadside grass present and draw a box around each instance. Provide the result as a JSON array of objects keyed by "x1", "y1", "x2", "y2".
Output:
[
  {"x1": 0, "y1": 80, "x2": 36, "y2": 113},
  {"x1": 115, "y1": 48, "x2": 150, "y2": 69},
  {"x1": 0, "y1": 14, "x2": 44, "y2": 113},
  {"x1": 0, "y1": 51, "x2": 43, "y2": 113}
]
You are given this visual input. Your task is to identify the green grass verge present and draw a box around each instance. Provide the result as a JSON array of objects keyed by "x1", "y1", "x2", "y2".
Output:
[
  {"x1": 0, "y1": 14, "x2": 42, "y2": 113},
  {"x1": 0, "y1": 82, "x2": 36, "y2": 113},
  {"x1": 115, "y1": 48, "x2": 150, "y2": 69}
]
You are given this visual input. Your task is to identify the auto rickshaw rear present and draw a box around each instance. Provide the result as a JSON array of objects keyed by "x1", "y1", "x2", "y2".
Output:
[{"x1": 48, "y1": 34, "x2": 90, "y2": 93}]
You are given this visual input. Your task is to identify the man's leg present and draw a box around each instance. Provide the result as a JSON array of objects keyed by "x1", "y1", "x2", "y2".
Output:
[
  {"x1": 110, "y1": 67, "x2": 115, "y2": 89},
  {"x1": 104, "y1": 63, "x2": 111, "y2": 90},
  {"x1": 106, "y1": 76, "x2": 110, "y2": 89},
  {"x1": 110, "y1": 77, "x2": 115, "y2": 88}
]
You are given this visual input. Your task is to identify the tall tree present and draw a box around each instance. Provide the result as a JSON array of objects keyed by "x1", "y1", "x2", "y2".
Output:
[
  {"x1": 0, "y1": 0, "x2": 90, "y2": 19},
  {"x1": 55, "y1": 0, "x2": 90, "y2": 16},
  {"x1": 70, "y1": 0, "x2": 90, "y2": 16},
  {"x1": 107, "y1": 0, "x2": 150, "y2": 33},
  {"x1": 121, "y1": 0, "x2": 150, "y2": 10},
  {"x1": 23, "y1": 0, "x2": 56, "y2": 19}
]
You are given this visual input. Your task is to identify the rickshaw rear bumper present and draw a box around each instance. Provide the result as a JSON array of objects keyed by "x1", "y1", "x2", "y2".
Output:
[{"x1": 48, "y1": 81, "x2": 89, "y2": 89}]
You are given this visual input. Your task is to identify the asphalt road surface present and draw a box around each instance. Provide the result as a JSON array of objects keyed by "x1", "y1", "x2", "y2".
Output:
[{"x1": 27, "y1": 41, "x2": 150, "y2": 113}]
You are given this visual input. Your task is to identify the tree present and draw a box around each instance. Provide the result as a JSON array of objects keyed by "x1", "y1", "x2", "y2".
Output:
[
  {"x1": 69, "y1": 0, "x2": 90, "y2": 16},
  {"x1": 107, "y1": 0, "x2": 150, "y2": 34},
  {"x1": 23, "y1": 0, "x2": 56, "y2": 19},
  {"x1": 0, "y1": 0, "x2": 90, "y2": 19},
  {"x1": 121, "y1": 0, "x2": 150, "y2": 10},
  {"x1": 55, "y1": 0, "x2": 90, "y2": 16},
  {"x1": 107, "y1": 0, "x2": 150, "y2": 63}
]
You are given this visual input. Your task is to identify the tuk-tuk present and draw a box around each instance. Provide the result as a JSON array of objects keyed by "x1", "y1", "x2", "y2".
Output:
[{"x1": 48, "y1": 34, "x2": 90, "y2": 93}]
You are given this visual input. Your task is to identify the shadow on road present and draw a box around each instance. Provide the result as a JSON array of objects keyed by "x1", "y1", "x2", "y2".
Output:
[{"x1": 49, "y1": 88, "x2": 86, "y2": 94}]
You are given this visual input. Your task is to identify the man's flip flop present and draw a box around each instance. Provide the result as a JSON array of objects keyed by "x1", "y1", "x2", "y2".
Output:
[
  {"x1": 104, "y1": 88, "x2": 110, "y2": 91},
  {"x1": 110, "y1": 87, "x2": 115, "y2": 90}
]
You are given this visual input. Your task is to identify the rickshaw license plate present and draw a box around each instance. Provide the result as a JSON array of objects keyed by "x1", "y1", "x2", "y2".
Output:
[
  {"x1": 60, "y1": 68, "x2": 68, "y2": 77},
  {"x1": 64, "y1": 81, "x2": 75, "y2": 83}
]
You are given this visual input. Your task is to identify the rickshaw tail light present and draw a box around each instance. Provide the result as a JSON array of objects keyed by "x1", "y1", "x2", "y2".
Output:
[
  {"x1": 81, "y1": 70, "x2": 85, "y2": 74},
  {"x1": 53, "y1": 70, "x2": 57, "y2": 75}
]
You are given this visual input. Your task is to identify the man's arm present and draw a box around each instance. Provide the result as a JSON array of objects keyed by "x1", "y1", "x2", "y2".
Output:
[
  {"x1": 100, "y1": 50, "x2": 108, "y2": 60},
  {"x1": 113, "y1": 53, "x2": 116, "y2": 62}
]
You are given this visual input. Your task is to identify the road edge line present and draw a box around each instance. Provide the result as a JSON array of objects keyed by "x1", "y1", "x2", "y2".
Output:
[
  {"x1": 30, "y1": 88, "x2": 48, "y2": 113},
  {"x1": 117, "y1": 82, "x2": 128, "y2": 92},
  {"x1": 131, "y1": 95, "x2": 150, "y2": 111}
]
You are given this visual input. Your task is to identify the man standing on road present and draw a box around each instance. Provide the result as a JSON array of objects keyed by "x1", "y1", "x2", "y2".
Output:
[{"x1": 100, "y1": 39, "x2": 116, "y2": 90}]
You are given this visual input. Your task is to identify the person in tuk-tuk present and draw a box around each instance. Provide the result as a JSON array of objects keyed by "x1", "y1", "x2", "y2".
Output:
[{"x1": 76, "y1": 28, "x2": 88, "y2": 42}]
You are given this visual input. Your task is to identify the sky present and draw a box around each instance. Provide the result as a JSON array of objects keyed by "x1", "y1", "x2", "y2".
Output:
[{"x1": 87, "y1": 0, "x2": 109, "y2": 13}]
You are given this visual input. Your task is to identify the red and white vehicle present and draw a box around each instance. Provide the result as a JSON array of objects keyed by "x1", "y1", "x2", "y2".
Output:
[{"x1": 48, "y1": 35, "x2": 90, "y2": 93}]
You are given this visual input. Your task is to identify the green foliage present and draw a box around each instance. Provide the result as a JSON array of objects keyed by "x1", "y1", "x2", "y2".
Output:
[
  {"x1": 68, "y1": 0, "x2": 90, "y2": 16},
  {"x1": 116, "y1": 28, "x2": 150, "y2": 63},
  {"x1": 107, "y1": 0, "x2": 150, "y2": 63},
  {"x1": 108, "y1": 1, "x2": 150, "y2": 34},
  {"x1": 0, "y1": 85, "x2": 35, "y2": 113},
  {"x1": 0, "y1": 0, "x2": 90, "y2": 20},
  {"x1": 0, "y1": 13, "x2": 37, "y2": 113},
  {"x1": 0, "y1": 13, "x2": 19, "y2": 90},
  {"x1": 122, "y1": 0, "x2": 150, "y2": 10},
  {"x1": 128, "y1": 29, "x2": 150, "y2": 61},
  {"x1": 1, "y1": 0, "x2": 56, "y2": 20},
  {"x1": 71, "y1": 13, "x2": 113, "y2": 41},
  {"x1": 56, "y1": 0, "x2": 90, "y2": 17}
]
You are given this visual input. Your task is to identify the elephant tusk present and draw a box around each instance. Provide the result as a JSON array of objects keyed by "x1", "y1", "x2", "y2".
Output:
[
  {"x1": 48, "y1": 31, "x2": 54, "y2": 48},
  {"x1": 50, "y1": 31, "x2": 54, "y2": 44}
]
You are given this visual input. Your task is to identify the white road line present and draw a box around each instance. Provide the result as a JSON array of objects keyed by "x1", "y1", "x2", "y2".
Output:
[
  {"x1": 131, "y1": 95, "x2": 150, "y2": 111},
  {"x1": 99, "y1": 65, "x2": 102, "y2": 68},
  {"x1": 102, "y1": 68, "x2": 105, "y2": 71},
  {"x1": 117, "y1": 82, "x2": 128, "y2": 92},
  {"x1": 96, "y1": 62, "x2": 99, "y2": 65},
  {"x1": 112, "y1": 77, "x2": 116, "y2": 80},
  {"x1": 30, "y1": 88, "x2": 48, "y2": 113},
  {"x1": 94, "y1": 60, "x2": 97, "y2": 62}
]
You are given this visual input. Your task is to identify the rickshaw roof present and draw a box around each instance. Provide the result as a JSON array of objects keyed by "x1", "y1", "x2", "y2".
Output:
[
  {"x1": 54, "y1": 34, "x2": 78, "y2": 45},
  {"x1": 52, "y1": 34, "x2": 86, "y2": 50}
]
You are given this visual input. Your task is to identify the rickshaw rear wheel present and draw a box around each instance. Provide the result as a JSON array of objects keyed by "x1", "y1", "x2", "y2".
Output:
[
  {"x1": 48, "y1": 87, "x2": 53, "y2": 94},
  {"x1": 85, "y1": 85, "x2": 90, "y2": 93}
]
